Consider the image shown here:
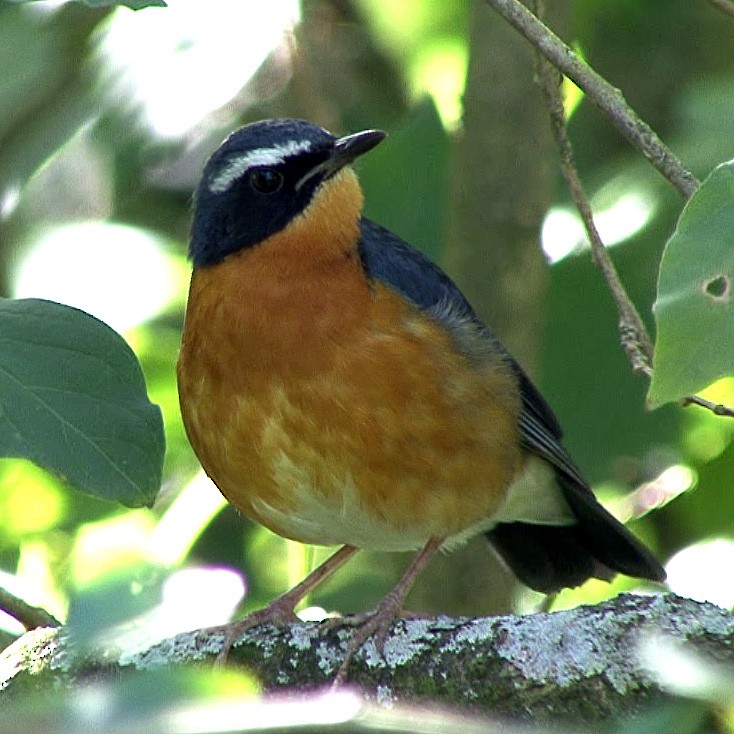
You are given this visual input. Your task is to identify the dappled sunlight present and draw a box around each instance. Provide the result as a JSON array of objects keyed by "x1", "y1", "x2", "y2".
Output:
[
  {"x1": 0, "y1": 185, "x2": 21, "y2": 220},
  {"x1": 410, "y1": 40, "x2": 467, "y2": 129},
  {"x1": 114, "y1": 567, "x2": 245, "y2": 653},
  {"x1": 166, "y1": 692, "x2": 361, "y2": 734},
  {"x1": 15, "y1": 540, "x2": 67, "y2": 627},
  {"x1": 698, "y1": 376, "x2": 734, "y2": 407},
  {"x1": 71, "y1": 511, "x2": 156, "y2": 587},
  {"x1": 562, "y1": 67, "x2": 584, "y2": 119},
  {"x1": 64, "y1": 474, "x2": 242, "y2": 643},
  {"x1": 357, "y1": 0, "x2": 467, "y2": 130},
  {"x1": 683, "y1": 378, "x2": 734, "y2": 462},
  {"x1": 13, "y1": 222, "x2": 180, "y2": 334},
  {"x1": 244, "y1": 527, "x2": 300, "y2": 603},
  {"x1": 0, "y1": 460, "x2": 67, "y2": 538},
  {"x1": 96, "y1": 0, "x2": 300, "y2": 139},
  {"x1": 541, "y1": 206, "x2": 584, "y2": 263},
  {"x1": 604, "y1": 464, "x2": 697, "y2": 524},
  {"x1": 666, "y1": 539, "x2": 734, "y2": 610},
  {"x1": 147, "y1": 471, "x2": 227, "y2": 567},
  {"x1": 160, "y1": 567, "x2": 244, "y2": 628},
  {"x1": 68, "y1": 472, "x2": 232, "y2": 620},
  {"x1": 640, "y1": 635, "x2": 734, "y2": 710},
  {"x1": 541, "y1": 184, "x2": 657, "y2": 263},
  {"x1": 297, "y1": 605, "x2": 333, "y2": 622},
  {"x1": 534, "y1": 573, "x2": 644, "y2": 615}
]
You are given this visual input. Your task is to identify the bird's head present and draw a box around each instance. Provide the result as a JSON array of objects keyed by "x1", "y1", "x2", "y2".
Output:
[{"x1": 190, "y1": 119, "x2": 386, "y2": 267}]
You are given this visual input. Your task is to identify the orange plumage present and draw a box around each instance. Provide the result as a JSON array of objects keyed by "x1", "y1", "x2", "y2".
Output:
[
  {"x1": 178, "y1": 168, "x2": 523, "y2": 551},
  {"x1": 178, "y1": 119, "x2": 664, "y2": 681}
]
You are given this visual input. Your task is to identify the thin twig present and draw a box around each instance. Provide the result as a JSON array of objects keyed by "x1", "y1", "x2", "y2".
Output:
[
  {"x1": 530, "y1": 1, "x2": 653, "y2": 373},
  {"x1": 0, "y1": 586, "x2": 60, "y2": 631},
  {"x1": 707, "y1": 0, "x2": 734, "y2": 22},
  {"x1": 681, "y1": 394, "x2": 734, "y2": 418},
  {"x1": 483, "y1": 0, "x2": 700, "y2": 200}
]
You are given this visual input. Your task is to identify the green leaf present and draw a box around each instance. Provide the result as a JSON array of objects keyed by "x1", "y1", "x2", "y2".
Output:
[
  {"x1": 81, "y1": 0, "x2": 167, "y2": 7},
  {"x1": 0, "y1": 298, "x2": 164, "y2": 507},
  {"x1": 648, "y1": 161, "x2": 734, "y2": 408},
  {"x1": 3, "y1": 0, "x2": 166, "y2": 6}
]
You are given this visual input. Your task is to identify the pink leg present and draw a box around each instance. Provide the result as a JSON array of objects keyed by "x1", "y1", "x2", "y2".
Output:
[
  {"x1": 331, "y1": 537, "x2": 443, "y2": 687},
  {"x1": 213, "y1": 544, "x2": 359, "y2": 665}
]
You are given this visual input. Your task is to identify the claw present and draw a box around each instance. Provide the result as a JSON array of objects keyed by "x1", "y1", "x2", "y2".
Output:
[
  {"x1": 331, "y1": 594, "x2": 402, "y2": 687},
  {"x1": 330, "y1": 537, "x2": 443, "y2": 686},
  {"x1": 211, "y1": 599, "x2": 301, "y2": 666},
  {"x1": 205, "y1": 544, "x2": 358, "y2": 666}
]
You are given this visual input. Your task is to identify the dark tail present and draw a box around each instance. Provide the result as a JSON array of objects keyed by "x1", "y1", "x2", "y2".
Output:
[{"x1": 486, "y1": 476, "x2": 666, "y2": 594}]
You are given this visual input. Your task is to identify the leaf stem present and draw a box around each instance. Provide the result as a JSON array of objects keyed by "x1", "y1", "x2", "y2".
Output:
[{"x1": 517, "y1": 0, "x2": 734, "y2": 419}]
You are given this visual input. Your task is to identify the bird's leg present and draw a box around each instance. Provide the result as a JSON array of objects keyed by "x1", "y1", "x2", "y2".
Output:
[
  {"x1": 331, "y1": 537, "x2": 443, "y2": 687},
  {"x1": 211, "y1": 544, "x2": 359, "y2": 666}
]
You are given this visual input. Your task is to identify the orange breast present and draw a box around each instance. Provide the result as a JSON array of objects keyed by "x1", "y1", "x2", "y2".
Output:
[{"x1": 177, "y1": 175, "x2": 523, "y2": 550}]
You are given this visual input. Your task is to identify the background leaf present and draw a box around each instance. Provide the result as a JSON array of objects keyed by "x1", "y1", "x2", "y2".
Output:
[
  {"x1": 3, "y1": 0, "x2": 166, "y2": 7},
  {"x1": 82, "y1": 0, "x2": 166, "y2": 7},
  {"x1": 0, "y1": 298, "x2": 164, "y2": 507},
  {"x1": 649, "y1": 161, "x2": 734, "y2": 408},
  {"x1": 360, "y1": 98, "x2": 450, "y2": 263}
]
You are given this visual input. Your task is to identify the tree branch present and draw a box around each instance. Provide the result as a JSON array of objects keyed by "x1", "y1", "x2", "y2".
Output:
[
  {"x1": 483, "y1": 0, "x2": 700, "y2": 200},
  {"x1": 0, "y1": 586, "x2": 60, "y2": 632},
  {"x1": 2, "y1": 594, "x2": 733, "y2": 725}
]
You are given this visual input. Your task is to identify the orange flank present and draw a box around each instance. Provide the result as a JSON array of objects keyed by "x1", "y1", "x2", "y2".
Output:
[{"x1": 178, "y1": 169, "x2": 523, "y2": 551}]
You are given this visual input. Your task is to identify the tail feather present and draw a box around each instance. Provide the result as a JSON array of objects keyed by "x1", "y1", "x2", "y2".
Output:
[
  {"x1": 486, "y1": 476, "x2": 666, "y2": 594},
  {"x1": 557, "y1": 475, "x2": 666, "y2": 581}
]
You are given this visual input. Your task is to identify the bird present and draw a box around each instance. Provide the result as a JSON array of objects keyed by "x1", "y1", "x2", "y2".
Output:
[{"x1": 177, "y1": 118, "x2": 666, "y2": 683}]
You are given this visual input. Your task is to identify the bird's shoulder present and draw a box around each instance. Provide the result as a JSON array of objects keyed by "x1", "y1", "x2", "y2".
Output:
[{"x1": 358, "y1": 219, "x2": 469, "y2": 314}]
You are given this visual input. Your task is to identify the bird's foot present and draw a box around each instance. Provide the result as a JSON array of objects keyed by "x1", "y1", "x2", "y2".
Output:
[
  {"x1": 206, "y1": 594, "x2": 300, "y2": 667},
  {"x1": 327, "y1": 588, "x2": 404, "y2": 688},
  {"x1": 204, "y1": 545, "x2": 359, "y2": 667},
  {"x1": 325, "y1": 538, "x2": 443, "y2": 687}
]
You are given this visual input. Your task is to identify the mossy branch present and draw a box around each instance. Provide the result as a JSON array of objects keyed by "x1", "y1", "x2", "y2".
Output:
[{"x1": 2, "y1": 594, "x2": 732, "y2": 726}]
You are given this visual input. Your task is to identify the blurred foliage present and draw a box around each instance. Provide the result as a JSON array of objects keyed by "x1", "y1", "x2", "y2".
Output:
[
  {"x1": 5, "y1": 0, "x2": 166, "y2": 7},
  {"x1": 0, "y1": 0, "x2": 733, "y2": 730},
  {"x1": 0, "y1": 666, "x2": 261, "y2": 734}
]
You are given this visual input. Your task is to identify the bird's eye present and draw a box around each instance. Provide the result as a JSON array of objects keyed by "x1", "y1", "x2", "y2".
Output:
[{"x1": 249, "y1": 168, "x2": 284, "y2": 194}]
